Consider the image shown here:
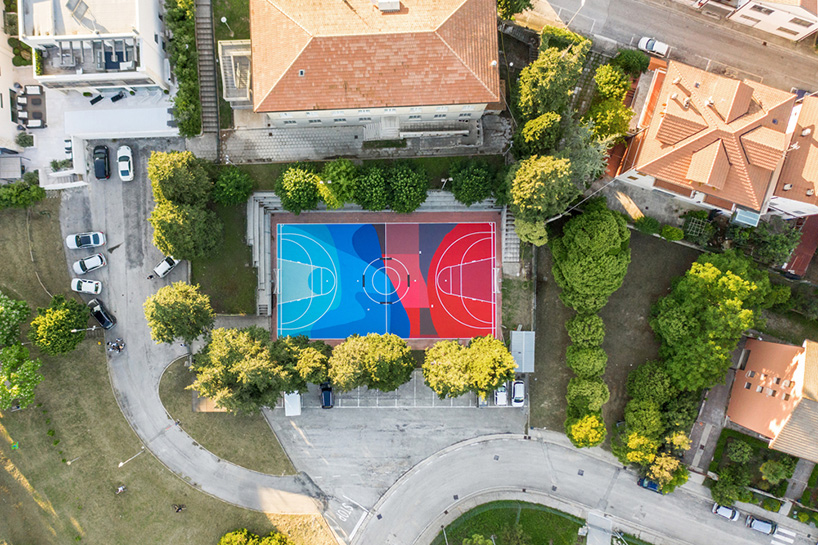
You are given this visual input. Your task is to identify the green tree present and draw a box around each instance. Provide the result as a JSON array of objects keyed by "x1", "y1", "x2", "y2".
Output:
[
  {"x1": 760, "y1": 460, "x2": 789, "y2": 485},
  {"x1": 509, "y1": 155, "x2": 576, "y2": 222},
  {"x1": 28, "y1": 295, "x2": 89, "y2": 355},
  {"x1": 614, "y1": 431, "x2": 659, "y2": 466},
  {"x1": 497, "y1": 0, "x2": 532, "y2": 19},
  {"x1": 566, "y1": 346, "x2": 607, "y2": 378},
  {"x1": 143, "y1": 282, "x2": 214, "y2": 345},
  {"x1": 466, "y1": 335, "x2": 518, "y2": 394},
  {"x1": 594, "y1": 64, "x2": 631, "y2": 101},
  {"x1": 328, "y1": 334, "x2": 414, "y2": 392},
  {"x1": 148, "y1": 151, "x2": 211, "y2": 206},
  {"x1": 539, "y1": 25, "x2": 588, "y2": 52},
  {"x1": 515, "y1": 218, "x2": 549, "y2": 246},
  {"x1": 213, "y1": 166, "x2": 254, "y2": 206},
  {"x1": 648, "y1": 453, "x2": 685, "y2": 489},
  {"x1": 149, "y1": 200, "x2": 223, "y2": 260},
  {"x1": 565, "y1": 313, "x2": 605, "y2": 348},
  {"x1": 190, "y1": 327, "x2": 287, "y2": 414},
  {"x1": 389, "y1": 163, "x2": 427, "y2": 213},
  {"x1": 451, "y1": 161, "x2": 493, "y2": 206},
  {"x1": 726, "y1": 440, "x2": 753, "y2": 464},
  {"x1": 664, "y1": 431, "x2": 692, "y2": 454},
  {"x1": 319, "y1": 159, "x2": 358, "y2": 209},
  {"x1": 610, "y1": 49, "x2": 650, "y2": 77},
  {"x1": 423, "y1": 340, "x2": 469, "y2": 399},
  {"x1": 463, "y1": 535, "x2": 494, "y2": 545},
  {"x1": 551, "y1": 205, "x2": 631, "y2": 313},
  {"x1": 515, "y1": 44, "x2": 589, "y2": 120},
  {"x1": 520, "y1": 112, "x2": 562, "y2": 156},
  {"x1": 566, "y1": 413, "x2": 607, "y2": 448},
  {"x1": 0, "y1": 291, "x2": 30, "y2": 346},
  {"x1": 355, "y1": 166, "x2": 390, "y2": 211},
  {"x1": 566, "y1": 377, "x2": 610, "y2": 413},
  {"x1": 217, "y1": 528, "x2": 293, "y2": 545},
  {"x1": 0, "y1": 179, "x2": 46, "y2": 209},
  {"x1": 557, "y1": 118, "x2": 610, "y2": 188},
  {"x1": 275, "y1": 335, "x2": 331, "y2": 391},
  {"x1": 585, "y1": 99, "x2": 634, "y2": 142},
  {"x1": 751, "y1": 218, "x2": 802, "y2": 265},
  {"x1": 295, "y1": 345, "x2": 331, "y2": 385},
  {"x1": 624, "y1": 399, "x2": 663, "y2": 439},
  {"x1": 626, "y1": 360, "x2": 675, "y2": 404},
  {"x1": 0, "y1": 343, "x2": 43, "y2": 410},
  {"x1": 275, "y1": 166, "x2": 321, "y2": 214}
]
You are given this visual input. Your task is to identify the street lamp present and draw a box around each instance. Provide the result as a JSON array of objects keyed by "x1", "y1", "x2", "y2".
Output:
[
  {"x1": 220, "y1": 16, "x2": 234, "y2": 37},
  {"x1": 566, "y1": 0, "x2": 586, "y2": 28},
  {"x1": 118, "y1": 446, "x2": 145, "y2": 468},
  {"x1": 70, "y1": 325, "x2": 100, "y2": 333}
]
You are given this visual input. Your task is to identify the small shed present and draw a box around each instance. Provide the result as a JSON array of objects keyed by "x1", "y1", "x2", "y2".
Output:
[
  {"x1": 284, "y1": 392, "x2": 302, "y2": 417},
  {"x1": 510, "y1": 330, "x2": 535, "y2": 374}
]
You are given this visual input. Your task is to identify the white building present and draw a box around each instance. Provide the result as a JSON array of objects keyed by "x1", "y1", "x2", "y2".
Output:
[
  {"x1": 0, "y1": 35, "x2": 22, "y2": 152},
  {"x1": 18, "y1": 0, "x2": 168, "y2": 91},
  {"x1": 729, "y1": 0, "x2": 818, "y2": 42}
]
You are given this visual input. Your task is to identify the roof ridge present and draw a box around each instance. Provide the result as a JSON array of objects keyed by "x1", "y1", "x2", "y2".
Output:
[
  {"x1": 256, "y1": 36, "x2": 313, "y2": 111},
  {"x1": 264, "y1": 0, "x2": 314, "y2": 37}
]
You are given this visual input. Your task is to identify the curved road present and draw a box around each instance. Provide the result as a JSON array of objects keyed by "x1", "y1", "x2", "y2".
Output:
[{"x1": 59, "y1": 149, "x2": 322, "y2": 515}]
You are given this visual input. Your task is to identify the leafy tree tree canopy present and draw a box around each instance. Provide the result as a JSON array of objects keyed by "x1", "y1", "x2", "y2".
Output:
[
  {"x1": 320, "y1": 158, "x2": 358, "y2": 209},
  {"x1": 566, "y1": 345, "x2": 607, "y2": 378},
  {"x1": 509, "y1": 155, "x2": 576, "y2": 223},
  {"x1": 497, "y1": 0, "x2": 532, "y2": 20},
  {"x1": 275, "y1": 166, "x2": 321, "y2": 214},
  {"x1": 28, "y1": 295, "x2": 89, "y2": 355},
  {"x1": 565, "y1": 313, "x2": 605, "y2": 348},
  {"x1": 520, "y1": 112, "x2": 562, "y2": 156},
  {"x1": 0, "y1": 343, "x2": 43, "y2": 410},
  {"x1": 423, "y1": 340, "x2": 470, "y2": 399},
  {"x1": 566, "y1": 413, "x2": 607, "y2": 448},
  {"x1": 389, "y1": 162, "x2": 427, "y2": 213},
  {"x1": 149, "y1": 200, "x2": 223, "y2": 260},
  {"x1": 213, "y1": 166, "x2": 254, "y2": 206},
  {"x1": 466, "y1": 335, "x2": 518, "y2": 394},
  {"x1": 148, "y1": 151, "x2": 211, "y2": 206},
  {"x1": 624, "y1": 399, "x2": 663, "y2": 439},
  {"x1": 143, "y1": 281, "x2": 215, "y2": 345},
  {"x1": 355, "y1": 166, "x2": 390, "y2": 211},
  {"x1": 0, "y1": 291, "x2": 30, "y2": 347},
  {"x1": 585, "y1": 99, "x2": 634, "y2": 142},
  {"x1": 566, "y1": 377, "x2": 610, "y2": 413},
  {"x1": 610, "y1": 49, "x2": 650, "y2": 77},
  {"x1": 626, "y1": 360, "x2": 675, "y2": 405},
  {"x1": 515, "y1": 218, "x2": 549, "y2": 247},
  {"x1": 557, "y1": 118, "x2": 610, "y2": 188},
  {"x1": 451, "y1": 161, "x2": 494, "y2": 206},
  {"x1": 726, "y1": 440, "x2": 753, "y2": 464},
  {"x1": 516, "y1": 45, "x2": 589, "y2": 121},
  {"x1": 539, "y1": 25, "x2": 590, "y2": 52},
  {"x1": 594, "y1": 64, "x2": 631, "y2": 102},
  {"x1": 329, "y1": 333, "x2": 414, "y2": 392},
  {"x1": 0, "y1": 179, "x2": 46, "y2": 209}
]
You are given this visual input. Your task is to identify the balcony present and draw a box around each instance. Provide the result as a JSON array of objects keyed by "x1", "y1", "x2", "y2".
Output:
[{"x1": 40, "y1": 38, "x2": 139, "y2": 77}]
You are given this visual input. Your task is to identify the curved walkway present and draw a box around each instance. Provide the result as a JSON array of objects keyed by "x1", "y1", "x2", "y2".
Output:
[{"x1": 59, "y1": 168, "x2": 322, "y2": 514}]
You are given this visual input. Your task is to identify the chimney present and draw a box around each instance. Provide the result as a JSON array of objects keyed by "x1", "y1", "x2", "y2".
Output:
[
  {"x1": 376, "y1": 0, "x2": 400, "y2": 11},
  {"x1": 672, "y1": 77, "x2": 681, "y2": 85},
  {"x1": 683, "y1": 97, "x2": 691, "y2": 109},
  {"x1": 803, "y1": 128, "x2": 813, "y2": 137},
  {"x1": 783, "y1": 183, "x2": 793, "y2": 191},
  {"x1": 705, "y1": 96, "x2": 714, "y2": 107},
  {"x1": 808, "y1": 189, "x2": 815, "y2": 196}
]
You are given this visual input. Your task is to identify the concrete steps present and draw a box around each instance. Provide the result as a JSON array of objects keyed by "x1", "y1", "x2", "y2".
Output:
[
  {"x1": 194, "y1": 0, "x2": 220, "y2": 136},
  {"x1": 502, "y1": 206, "x2": 521, "y2": 264}
]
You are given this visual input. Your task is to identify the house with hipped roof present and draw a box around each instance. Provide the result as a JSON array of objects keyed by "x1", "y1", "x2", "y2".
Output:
[
  {"x1": 728, "y1": 0, "x2": 818, "y2": 42},
  {"x1": 617, "y1": 60, "x2": 818, "y2": 226},
  {"x1": 244, "y1": 0, "x2": 501, "y2": 140},
  {"x1": 727, "y1": 338, "x2": 818, "y2": 463}
]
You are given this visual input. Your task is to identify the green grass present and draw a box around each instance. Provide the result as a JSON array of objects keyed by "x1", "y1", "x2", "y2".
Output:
[
  {"x1": 431, "y1": 501, "x2": 583, "y2": 545},
  {"x1": 190, "y1": 204, "x2": 257, "y2": 314},
  {"x1": 708, "y1": 428, "x2": 769, "y2": 473},
  {"x1": 614, "y1": 534, "x2": 656, "y2": 545},
  {"x1": 502, "y1": 277, "x2": 533, "y2": 331},
  {"x1": 760, "y1": 308, "x2": 818, "y2": 346},
  {"x1": 159, "y1": 359, "x2": 296, "y2": 475},
  {"x1": 213, "y1": 0, "x2": 250, "y2": 42},
  {"x1": 708, "y1": 428, "x2": 795, "y2": 496}
]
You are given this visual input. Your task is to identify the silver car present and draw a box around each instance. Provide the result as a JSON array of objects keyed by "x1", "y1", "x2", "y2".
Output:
[
  {"x1": 494, "y1": 383, "x2": 508, "y2": 406},
  {"x1": 117, "y1": 145, "x2": 133, "y2": 182},
  {"x1": 711, "y1": 503, "x2": 740, "y2": 522},
  {"x1": 72, "y1": 253, "x2": 106, "y2": 275},
  {"x1": 65, "y1": 231, "x2": 106, "y2": 249},
  {"x1": 71, "y1": 278, "x2": 102, "y2": 294}
]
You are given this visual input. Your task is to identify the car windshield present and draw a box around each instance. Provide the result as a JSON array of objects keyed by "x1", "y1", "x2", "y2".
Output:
[
  {"x1": 79, "y1": 260, "x2": 88, "y2": 272},
  {"x1": 77, "y1": 235, "x2": 91, "y2": 246},
  {"x1": 119, "y1": 155, "x2": 128, "y2": 162},
  {"x1": 646, "y1": 39, "x2": 656, "y2": 48},
  {"x1": 120, "y1": 169, "x2": 129, "y2": 176}
]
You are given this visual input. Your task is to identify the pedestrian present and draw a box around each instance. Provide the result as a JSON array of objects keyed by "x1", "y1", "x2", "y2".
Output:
[
  {"x1": 172, "y1": 504, "x2": 185, "y2": 513},
  {"x1": 147, "y1": 274, "x2": 155, "y2": 280},
  {"x1": 762, "y1": 41, "x2": 767, "y2": 46},
  {"x1": 116, "y1": 485, "x2": 126, "y2": 494}
]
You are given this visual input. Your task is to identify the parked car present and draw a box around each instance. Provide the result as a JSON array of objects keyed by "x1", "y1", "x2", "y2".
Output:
[
  {"x1": 117, "y1": 145, "x2": 133, "y2": 181},
  {"x1": 511, "y1": 380, "x2": 525, "y2": 407},
  {"x1": 320, "y1": 382, "x2": 333, "y2": 409},
  {"x1": 93, "y1": 145, "x2": 110, "y2": 180},
  {"x1": 494, "y1": 383, "x2": 508, "y2": 406},
  {"x1": 745, "y1": 515, "x2": 777, "y2": 534},
  {"x1": 65, "y1": 231, "x2": 105, "y2": 249},
  {"x1": 711, "y1": 503, "x2": 740, "y2": 522},
  {"x1": 71, "y1": 278, "x2": 102, "y2": 294},
  {"x1": 637, "y1": 477, "x2": 666, "y2": 494},
  {"x1": 153, "y1": 255, "x2": 180, "y2": 278},
  {"x1": 87, "y1": 298, "x2": 116, "y2": 330},
  {"x1": 72, "y1": 253, "x2": 106, "y2": 275},
  {"x1": 637, "y1": 37, "x2": 669, "y2": 57}
]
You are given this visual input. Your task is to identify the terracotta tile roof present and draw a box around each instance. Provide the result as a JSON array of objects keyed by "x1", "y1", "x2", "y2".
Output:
[
  {"x1": 250, "y1": 0, "x2": 501, "y2": 113},
  {"x1": 687, "y1": 140, "x2": 729, "y2": 189},
  {"x1": 633, "y1": 61, "x2": 796, "y2": 211},
  {"x1": 769, "y1": 398, "x2": 818, "y2": 462},
  {"x1": 775, "y1": 97, "x2": 818, "y2": 206},
  {"x1": 766, "y1": 0, "x2": 818, "y2": 15}
]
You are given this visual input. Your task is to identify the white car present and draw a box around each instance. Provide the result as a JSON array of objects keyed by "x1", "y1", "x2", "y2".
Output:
[
  {"x1": 71, "y1": 278, "x2": 102, "y2": 294},
  {"x1": 117, "y1": 145, "x2": 133, "y2": 182},
  {"x1": 153, "y1": 255, "x2": 180, "y2": 278},
  {"x1": 494, "y1": 383, "x2": 508, "y2": 406},
  {"x1": 711, "y1": 503, "x2": 740, "y2": 522},
  {"x1": 638, "y1": 37, "x2": 669, "y2": 57},
  {"x1": 73, "y1": 253, "x2": 106, "y2": 275},
  {"x1": 511, "y1": 380, "x2": 525, "y2": 407},
  {"x1": 65, "y1": 231, "x2": 105, "y2": 249}
]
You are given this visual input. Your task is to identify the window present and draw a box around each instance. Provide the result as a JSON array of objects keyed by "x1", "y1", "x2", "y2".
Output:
[
  {"x1": 408, "y1": 115, "x2": 421, "y2": 120},
  {"x1": 298, "y1": 69, "x2": 306, "y2": 76},
  {"x1": 384, "y1": 108, "x2": 396, "y2": 113},
  {"x1": 767, "y1": 389, "x2": 777, "y2": 397},
  {"x1": 462, "y1": 105, "x2": 475, "y2": 111},
  {"x1": 789, "y1": 17, "x2": 813, "y2": 27},
  {"x1": 744, "y1": 382, "x2": 752, "y2": 389},
  {"x1": 783, "y1": 380, "x2": 791, "y2": 387},
  {"x1": 333, "y1": 118, "x2": 346, "y2": 123},
  {"x1": 458, "y1": 119, "x2": 470, "y2": 123},
  {"x1": 154, "y1": 34, "x2": 159, "y2": 43},
  {"x1": 308, "y1": 119, "x2": 322, "y2": 124},
  {"x1": 756, "y1": 385, "x2": 764, "y2": 393},
  {"x1": 359, "y1": 117, "x2": 371, "y2": 122},
  {"x1": 774, "y1": 377, "x2": 781, "y2": 385},
  {"x1": 627, "y1": 175, "x2": 639, "y2": 181},
  {"x1": 434, "y1": 114, "x2": 447, "y2": 119},
  {"x1": 777, "y1": 26, "x2": 799, "y2": 35},
  {"x1": 357, "y1": 109, "x2": 371, "y2": 114},
  {"x1": 784, "y1": 393, "x2": 791, "y2": 401},
  {"x1": 436, "y1": 106, "x2": 449, "y2": 112},
  {"x1": 279, "y1": 113, "x2": 292, "y2": 118},
  {"x1": 305, "y1": 111, "x2": 314, "y2": 116},
  {"x1": 409, "y1": 107, "x2": 422, "y2": 112},
  {"x1": 750, "y1": 5, "x2": 774, "y2": 14},
  {"x1": 740, "y1": 14, "x2": 761, "y2": 23},
  {"x1": 459, "y1": 113, "x2": 472, "y2": 118},
  {"x1": 283, "y1": 120, "x2": 297, "y2": 125},
  {"x1": 747, "y1": 370, "x2": 756, "y2": 378},
  {"x1": 332, "y1": 110, "x2": 346, "y2": 115},
  {"x1": 760, "y1": 373, "x2": 767, "y2": 380}
]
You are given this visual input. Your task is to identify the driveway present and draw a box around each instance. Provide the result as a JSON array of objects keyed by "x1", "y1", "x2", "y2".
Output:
[
  {"x1": 352, "y1": 432, "x2": 812, "y2": 545},
  {"x1": 60, "y1": 138, "x2": 323, "y2": 514}
]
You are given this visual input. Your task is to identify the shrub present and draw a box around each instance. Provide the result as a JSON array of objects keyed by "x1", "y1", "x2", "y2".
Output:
[
  {"x1": 319, "y1": 158, "x2": 358, "y2": 208},
  {"x1": 761, "y1": 497, "x2": 781, "y2": 512},
  {"x1": 451, "y1": 161, "x2": 494, "y2": 206},
  {"x1": 212, "y1": 166, "x2": 253, "y2": 205},
  {"x1": 275, "y1": 166, "x2": 321, "y2": 214},
  {"x1": 355, "y1": 166, "x2": 390, "y2": 211},
  {"x1": 760, "y1": 459, "x2": 789, "y2": 485},
  {"x1": 0, "y1": 179, "x2": 46, "y2": 209},
  {"x1": 22, "y1": 170, "x2": 39, "y2": 185},
  {"x1": 797, "y1": 511, "x2": 811, "y2": 523},
  {"x1": 33, "y1": 49, "x2": 43, "y2": 75},
  {"x1": 539, "y1": 25, "x2": 588, "y2": 52},
  {"x1": 389, "y1": 162, "x2": 427, "y2": 213},
  {"x1": 565, "y1": 314, "x2": 605, "y2": 347},
  {"x1": 626, "y1": 360, "x2": 675, "y2": 405},
  {"x1": 520, "y1": 112, "x2": 562, "y2": 156},
  {"x1": 15, "y1": 133, "x2": 34, "y2": 147},
  {"x1": 566, "y1": 413, "x2": 607, "y2": 448},
  {"x1": 660, "y1": 225, "x2": 684, "y2": 241},
  {"x1": 594, "y1": 64, "x2": 631, "y2": 102},
  {"x1": 726, "y1": 440, "x2": 753, "y2": 464},
  {"x1": 566, "y1": 346, "x2": 608, "y2": 378},
  {"x1": 634, "y1": 215, "x2": 661, "y2": 235},
  {"x1": 566, "y1": 377, "x2": 610, "y2": 413},
  {"x1": 611, "y1": 49, "x2": 650, "y2": 77},
  {"x1": 166, "y1": 0, "x2": 201, "y2": 137},
  {"x1": 514, "y1": 218, "x2": 548, "y2": 246},
  {"x1": 682, "y1": 210, "x2": 715, "y2": 246}
]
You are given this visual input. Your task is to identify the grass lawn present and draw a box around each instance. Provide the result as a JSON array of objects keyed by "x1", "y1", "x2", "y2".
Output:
[
  {"x1": 502, "y1": 277, "x2": 533, "y2": 331},
  {"x1": 213, "y1": 0, "x2": 250, "y2": 42},
  {"x1": 190, "y1": 204, "x2": 257, "y2": 314},
  {"x1": 431, "y1": 501, "x2": 583, "y2": 545},
  {"x1": 159, "y1": 359, "x2": 295, "y2": 475},
  {"x1": 760, "y1": 308, "x2": 818, "y2": 346}
]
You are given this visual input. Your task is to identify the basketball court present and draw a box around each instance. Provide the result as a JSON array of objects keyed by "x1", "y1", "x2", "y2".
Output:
[{"x1": 275, "y1": 221, "x2": 499, "y2": 340}]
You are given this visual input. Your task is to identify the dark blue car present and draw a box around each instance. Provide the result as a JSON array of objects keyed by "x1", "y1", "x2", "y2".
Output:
[{"x1": 638, "y1": 477, "x2": 666, "y2": 495}]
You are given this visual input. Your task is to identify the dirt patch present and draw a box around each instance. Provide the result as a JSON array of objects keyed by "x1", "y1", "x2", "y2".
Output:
[{"x1": 502, "y1": 277, "x2": 534, "y2": 331}]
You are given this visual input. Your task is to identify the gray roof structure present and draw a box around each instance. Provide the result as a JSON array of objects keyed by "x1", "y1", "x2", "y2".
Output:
[
  {"x1": 510, "y1": 330, "x2": 535, "y2": 374},
  {"x1": 769, "y1": 340, "x2": 818, "y2": 463}
]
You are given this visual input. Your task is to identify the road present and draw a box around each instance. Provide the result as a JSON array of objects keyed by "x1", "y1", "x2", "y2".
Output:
[
  {"x1": 352, "y1": 432, "x2": 811, "y2": 545},
  {"x1": 532, "y1": 0, "x2": 818, "y2": 91}
]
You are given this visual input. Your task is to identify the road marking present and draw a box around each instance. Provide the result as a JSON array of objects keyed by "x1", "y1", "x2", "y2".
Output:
[
  {"x1": 772, "y1": 539, "x2": 793, "y2": 545},
  {"x1": 775, "y1": 528, "x2": 796, "y2": 536}
]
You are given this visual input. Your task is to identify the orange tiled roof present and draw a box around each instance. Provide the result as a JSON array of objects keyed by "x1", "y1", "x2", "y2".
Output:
[
  {"x1": 775, "y1": 97, "x2": 818, "y2": 206},
  {"x1": 250, "y1": 0, "x2": 501, "y2": 113},
  {"x1": 633, "y1": 62, "x2": 796, "y2": 211}
]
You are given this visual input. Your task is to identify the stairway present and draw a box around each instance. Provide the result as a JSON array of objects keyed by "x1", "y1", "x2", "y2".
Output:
[
  {"x1": 502, "y1": 206, "x2": 521, "y2": 264},
  {"x1": 194, "y1": 0, "x2": 219, "y2": 135}
]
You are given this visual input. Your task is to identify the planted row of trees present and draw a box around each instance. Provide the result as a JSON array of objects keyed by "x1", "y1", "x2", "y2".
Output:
[
  {"x1": 0, "y1": 290, "x2": 42, "y2": 410},
  {"x1": 165, "y1": 0, "x2": 201, "y2": 137},
  {"x1": 552, "y1": 198, "x2": 631, "y2": 448}
]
